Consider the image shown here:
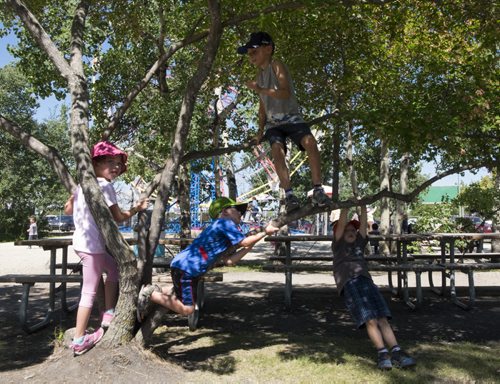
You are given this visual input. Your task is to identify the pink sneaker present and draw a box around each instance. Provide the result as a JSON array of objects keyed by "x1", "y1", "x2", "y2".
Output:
[
  {"x1": 70, "y1": 327, "x2": 104, "y2": 356},
  {"x1": 101, "y1": 312, "x2": 114, "y2": 328}
]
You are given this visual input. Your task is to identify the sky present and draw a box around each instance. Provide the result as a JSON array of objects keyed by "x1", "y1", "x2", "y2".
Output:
[{"x1": 0, "y1": 28, "x2": 489, "y2": 188}]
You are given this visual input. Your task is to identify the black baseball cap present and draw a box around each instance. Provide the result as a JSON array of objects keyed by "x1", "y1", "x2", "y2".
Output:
[{"x1": 237, "y1": 32, "x2": 274, "y2": 54}]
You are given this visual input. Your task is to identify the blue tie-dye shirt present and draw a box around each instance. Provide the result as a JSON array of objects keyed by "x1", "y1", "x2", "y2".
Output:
[{"x1": 170, "y1": 218, "x2": 245, "y2": 277}]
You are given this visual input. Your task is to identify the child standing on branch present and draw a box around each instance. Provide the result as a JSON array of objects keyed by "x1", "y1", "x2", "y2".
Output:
[
  {"x1": 64, "y1": 141, "x2": 148, "y2": 356},
  {"x1": 238, "y1": 31, "x2": 331, "y2": 213},
  {"x1": 332, "y1": 205, "x2": 416, "y2": 370},
  {"x1": 136, "y1": 197, "x2": 279, "y2": 320}
]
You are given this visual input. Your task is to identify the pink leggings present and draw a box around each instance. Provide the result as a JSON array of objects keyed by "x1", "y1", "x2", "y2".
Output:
[{"x1": 76, "y1": 251, "x2": 119, "y2": 308}]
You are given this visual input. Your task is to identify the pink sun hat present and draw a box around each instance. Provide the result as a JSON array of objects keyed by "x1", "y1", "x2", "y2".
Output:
[{"x1": 91, "y1": 141, "x2": 128, "y2": 175}]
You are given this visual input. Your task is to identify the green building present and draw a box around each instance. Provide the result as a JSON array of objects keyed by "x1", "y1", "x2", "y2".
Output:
[{"x1": 419, "y1": 186, "x2": 459, "y2": 203}]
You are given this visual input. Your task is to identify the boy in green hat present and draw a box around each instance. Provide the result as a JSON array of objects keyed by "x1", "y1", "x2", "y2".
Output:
[{"x1": 137, "y1": 197, "x2": 279, "y2": 320}]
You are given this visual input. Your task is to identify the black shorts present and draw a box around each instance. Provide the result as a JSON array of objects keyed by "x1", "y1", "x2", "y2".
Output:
[
  {"x1": 171, "y1": 267, "x2": 201, "y2": 306},
  {"x1": 263, "y1": 122, "x2": 313, "y2": 152}
]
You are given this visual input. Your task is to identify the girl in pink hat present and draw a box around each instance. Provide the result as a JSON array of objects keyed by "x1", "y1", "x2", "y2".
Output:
[{"x1": 64, "y1": 141, "x2": 148, "y2": 355}]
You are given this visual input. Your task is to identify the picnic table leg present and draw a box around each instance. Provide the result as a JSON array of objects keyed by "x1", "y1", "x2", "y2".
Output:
[
  {"x1": 449, "y1": 266, "x2": 470, "y2": 310},
  {"x1": 416, "y1": 271, "x2": 423, "y2": 306},
  {"x1": 19, "y1": 282, "x2": 53, "y2": 333},
  {"x1": 396, "y1": 241, "x2": 402, "y2": 296},
  {"x1": 467, "y1": 270, "x2": 476, "y2": 307},
  {"x1": 387, "y1": 271, "x2": 397, "y2": 295},
  {"x1": 59, "y1": 246, "x2": 75, "y2": 312},
  {"x1": 48, "y1": 248, "x2": 56, "y2": 315},
  {"x1": 447, "y1": 239, "x2": 469, "y2": 310},
  {"x1": 428, "y1": 260, "x2": 443, "y2": 296},
  {"x1": 402, "y1": 271, "x2": 415, "y2": 310},
  {"x1": 284, "y1": 241, "x2": 292, "y2": 309},
  {"x1": 440, "y1": 240, "x2": 447, "y2": 293}
]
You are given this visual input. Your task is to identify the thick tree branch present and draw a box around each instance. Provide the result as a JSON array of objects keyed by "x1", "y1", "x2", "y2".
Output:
[
  {"x1": 137, "y1": 0, "x2": 223, "y2": 294},
  {"x1": 270, "y1": 164, "x2": 481, "y2": 228},
  {"x1": 69, "y1": 1, "x2": 89, "y2": 79},
  {"x1": 101, "y1": 2, "x2": 331, "y2": 139},
  {"x1": 5, "y1": 0, "x2": 73, "y2": 80},
  {"x1": 181, "y1": 111, "x2": 340, "y2": 162},
  {"x1": 0, "y1": 115, "x2": 77, "y2": 192}
]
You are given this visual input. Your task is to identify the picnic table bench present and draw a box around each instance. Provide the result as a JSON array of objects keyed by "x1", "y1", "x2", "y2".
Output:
[
  {"x1": 264, "y1": 233, "x2": 500, "y2": 310},
  {"x1": 0, "y1": 274, "x2": 83, "y2": 333},
  {"x1": 4, "y1": 237, "x2": 219, "y2": 332}
]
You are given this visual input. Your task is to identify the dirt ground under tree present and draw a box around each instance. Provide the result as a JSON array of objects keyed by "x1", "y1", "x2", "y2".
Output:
[{"x1": 1, "y1": 242, "x2": 500, "y2": 383}]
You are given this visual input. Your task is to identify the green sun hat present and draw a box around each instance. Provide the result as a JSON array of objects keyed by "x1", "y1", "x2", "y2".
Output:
[{"x1": 209, "y1": 197, "x2": 248, "y2": 219}]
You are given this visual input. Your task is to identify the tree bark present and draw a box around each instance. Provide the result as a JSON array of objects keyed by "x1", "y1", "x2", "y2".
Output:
[
  {"x1": 379, "y1": 139, "x2": 391, "y2": 255},
  {"x1": 394, "y1": 153, "x2": 410, "y2": 235}
]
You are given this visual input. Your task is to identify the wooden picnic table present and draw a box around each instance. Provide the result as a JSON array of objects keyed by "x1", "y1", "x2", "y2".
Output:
[
  {"x1": 265, "y1": 232, "x2": 500, "y2": 310},
  {"x1": 5, "y1": 236, "x2": 193, "y2": 333}
]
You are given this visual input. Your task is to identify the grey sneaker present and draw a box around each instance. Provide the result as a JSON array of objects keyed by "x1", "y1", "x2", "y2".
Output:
[
  {"x1": 311, "y1": 188, "x2": 331, "y2": 207},
  {"x1": 285, "y1": 194, "x2": 301, "y2": 213},
  {"x1": 136, "y1": 284, "x2": 161, "y2": 322},
  {"x1": 391, "y1": 350, "x2": 416, "y2": 368},
  {"x1": 377, "y1": 351, "x2": 392, "y2": 370}
]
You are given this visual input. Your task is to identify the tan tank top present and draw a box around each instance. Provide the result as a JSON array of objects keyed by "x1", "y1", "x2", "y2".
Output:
[{"x1": 257, "y1": 60, "x2": 305, "y2": 129}]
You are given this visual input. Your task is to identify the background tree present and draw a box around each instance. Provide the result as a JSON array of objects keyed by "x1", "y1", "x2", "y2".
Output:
[{"x1": 0, "y1": 0, "x2": 497, "y2": 354}]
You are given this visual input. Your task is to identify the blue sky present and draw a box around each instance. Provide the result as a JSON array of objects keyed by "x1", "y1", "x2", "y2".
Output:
[
  {"x1": 0, "y1": 28, "x2": 488, "y2": 186},
  {"x1": 1, "y1": 29, "x2": 64, "y2": 122}
]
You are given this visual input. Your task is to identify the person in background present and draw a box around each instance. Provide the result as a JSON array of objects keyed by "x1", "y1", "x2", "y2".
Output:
[
  {"x1": 368, "y1": 222, "x2": 381, "y2": 255},
  {"x1": 250, "y1": 196, "x2": 261, "y2": 222},
  {"x1": 367, "y1": 206, "x2": 377, "y2": 232},
  {"x1": 64, "y1": 141, "x2": 148, "y2": 356},
  {"x1": 332, "y1": 205, "x2": 416, "y2": 370},
  {"x1": 27, "y1": 216, "x2": 38, "y2": 248}
]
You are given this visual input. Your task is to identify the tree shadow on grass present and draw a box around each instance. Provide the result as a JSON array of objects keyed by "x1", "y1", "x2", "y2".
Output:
[
  {"x1": 149, "y1": 281, "x2": 500, "y2": 381},
  {"x1": 0, "y1": 285, "x2": 83, "y2": 372}
]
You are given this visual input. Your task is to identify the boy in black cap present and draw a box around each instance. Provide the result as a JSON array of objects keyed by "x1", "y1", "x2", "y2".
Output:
[{"x1": 238, "y1": 31, "x2": 331, "y2": 213}]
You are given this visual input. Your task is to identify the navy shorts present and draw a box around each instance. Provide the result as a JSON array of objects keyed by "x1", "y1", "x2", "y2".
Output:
[
  {"x1": 342, "y1": 275, "x2": 392, "y2": 329},
  {"x1": 264, "y1": 123, "x2": 313, "y2": 152},
  {"x1": 171, "y1": 268, "x2": 201, "y2": 306}
]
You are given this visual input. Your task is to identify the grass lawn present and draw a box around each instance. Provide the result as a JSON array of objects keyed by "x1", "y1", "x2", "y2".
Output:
[{"x1": 151, "y1": 325, "x2": 500, "y2": 383}]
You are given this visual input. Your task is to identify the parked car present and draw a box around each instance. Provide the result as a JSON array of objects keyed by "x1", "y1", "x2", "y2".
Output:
[
  {"x1": 477, "y1": 220, "x2": 493, "y2": 233},
  {"x1": 47, "y1": 215, "x2": 75, "y2": 232}
]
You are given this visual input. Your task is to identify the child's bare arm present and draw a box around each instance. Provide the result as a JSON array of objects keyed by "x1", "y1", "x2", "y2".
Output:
[
  {"x1": 64, "y1": 195, "x2": 74, "y2": 215},
  {"x1": 334, "y1": 209, "x2": 348, "y2": 242},
  {"x1": 109, "y1": 197, "x2": 148, "y2": 222},
  {"x1": 222, "y1": 223, "x2": 280, "y2": 266},
  {"x1": 223, "y1": 246, "x2": 253, "y2": 266}
]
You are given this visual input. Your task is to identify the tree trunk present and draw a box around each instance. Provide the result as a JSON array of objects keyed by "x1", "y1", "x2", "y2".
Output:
[
  {"x1": 346, "y1": 121, "x2": 360, "y2": 199},
  {"x1": 492, "y1": 168, "x2": 500, "y2": 257},
  {"x1": 394, "y1": 153, "x2": 410, "y2": 235},
  {"x1": 178, "y1": 163, "x2": 192, "y2": 242},
  {"x1": 331, "y1": 124, "x2": 341, "y2": 203},
  {"x1": 379, "y1": 139, "x2": 391, "y2": 255},
  {"x1": 226, "y1": 154, "x2": 238, "y2": 200}
]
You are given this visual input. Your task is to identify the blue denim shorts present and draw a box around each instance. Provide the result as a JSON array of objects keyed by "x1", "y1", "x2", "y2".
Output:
[
  {"x1": 264, "y1": 122, "x2": 312, "y2": 151},
  {"x1": 343, "y1": 275, "x2": 392, "y2": 329}
]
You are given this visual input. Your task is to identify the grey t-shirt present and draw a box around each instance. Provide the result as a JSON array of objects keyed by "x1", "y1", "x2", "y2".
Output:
[
  {"x1": 332, "y1": 234, "x2": 371, "y2": 294},
  {"x1": 257, "y1": 60, "x2": 305, "y2": 129}
]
